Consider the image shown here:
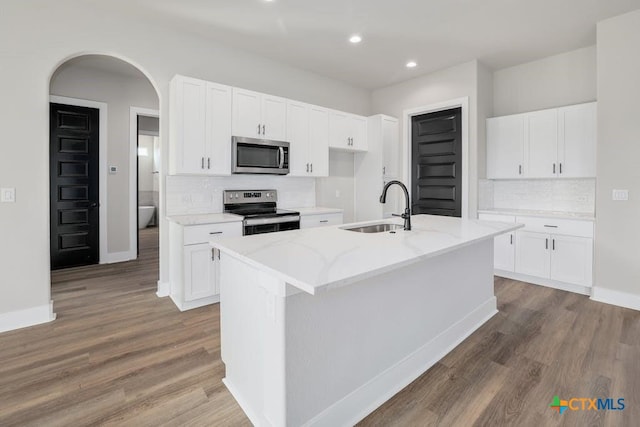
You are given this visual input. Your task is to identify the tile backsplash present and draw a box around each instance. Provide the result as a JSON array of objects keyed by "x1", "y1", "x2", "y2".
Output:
[
  {"x1": 166, "y1": 175, "x2": 316, "y2": 216},
  {"x1": 479, "y1": 179, "x2": 596, "y2": 213}
]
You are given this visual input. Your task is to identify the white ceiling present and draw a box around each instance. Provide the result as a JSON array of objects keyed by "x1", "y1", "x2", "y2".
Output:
[{"x1": 93, "y1": 0, "x2": 640, "y2": 89}]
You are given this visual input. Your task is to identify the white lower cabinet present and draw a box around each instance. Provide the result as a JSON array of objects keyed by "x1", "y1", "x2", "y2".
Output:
[
  {"x1": 479, "y1": 212, "x2": 594, "y2": 293},
  {"x1": 300, "y1": 212, "x2": 343, "y2": 229},
  {"x1": 169, "y1": 220, "x2": 242, "y2": 311}
]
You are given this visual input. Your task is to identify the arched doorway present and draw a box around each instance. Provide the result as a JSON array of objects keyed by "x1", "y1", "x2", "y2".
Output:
[{"x1": 48, "y1": 54, "x2": 161, "y2": 303}]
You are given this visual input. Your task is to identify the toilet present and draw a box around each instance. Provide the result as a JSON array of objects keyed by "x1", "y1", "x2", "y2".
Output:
[{"x1": 138, "y1": 206, "x2": 155, "y2": 229}]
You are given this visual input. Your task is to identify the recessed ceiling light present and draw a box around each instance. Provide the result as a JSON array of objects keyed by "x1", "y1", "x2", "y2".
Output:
[
  {"x1": 406, "y1": 61, "x2": 417, "y2": 68},
  {"x1": 349, "y1": 35, "x2": 362, "y2": 44}
]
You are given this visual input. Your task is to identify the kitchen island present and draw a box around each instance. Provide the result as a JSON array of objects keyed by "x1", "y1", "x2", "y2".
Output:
[{"x1": 211, "y1": 215, "x2": 520, "y2": 426}]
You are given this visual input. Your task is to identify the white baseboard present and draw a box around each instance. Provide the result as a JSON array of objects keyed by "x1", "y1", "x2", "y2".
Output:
[
  {"x1": 591, "y1": 287, "x2": 640, "y2": 312},
  {"x1": 170, "y1": 294, "x2": 220, "y2": 312},
  {"x1": 304, "y1": 297, "x2": 498, "y2": 427},
  {"x1": 495, "y1": 270, "x2": 591, "y2": 296},
  {"x1": 223, "y1": 378, "x2": 264, "y2": 427},
  {"x1": 102, "y1": 250, "x2": 136, "y2": 264},
  {"x1": 0, "y1": 301, "x2": 56, "y2": 334},
  {"x1": 156, "y1": 281, "x2": 170, "y2": 298}
]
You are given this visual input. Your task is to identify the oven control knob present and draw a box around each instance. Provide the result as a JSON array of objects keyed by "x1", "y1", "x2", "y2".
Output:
[
  {"x1": 266, "y1": 192, "x2": 271, "y2": 198},
  {"x1": 235, "y1": 193, "x2": 240, "y2": 199}
]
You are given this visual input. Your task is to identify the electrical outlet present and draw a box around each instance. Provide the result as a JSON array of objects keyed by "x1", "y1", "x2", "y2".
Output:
[
  {"x1": 109, "y1": 166, "x2": 118, "y2": 174},
  {"x1": 612, "y1": 189, "x2": 629, "y2": 201},
  {"x1": 1, "y1": 188, "x2": 16, "y2": 203}
]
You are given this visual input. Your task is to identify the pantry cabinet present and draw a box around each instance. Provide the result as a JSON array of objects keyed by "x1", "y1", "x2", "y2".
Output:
[
  {"x1": 232, "y1": 88, "x2": 287, "y2": 141},
  {"x1": 170, "y1": 75, "x2": 232, "y2": 175},
  {"x1": 286, "y1": 101, "x2": 329, "y2": 177},
  {"x1": 486, "y1": 102, "x2": 596, "y2": 179}
]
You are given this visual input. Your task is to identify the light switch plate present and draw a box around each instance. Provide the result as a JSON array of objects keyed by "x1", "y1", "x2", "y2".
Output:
[
  {"x1": 109, "y1": 166, "x2": 118, "y2": 174},
  {"x1": 1, "y1": 188, "x2": 16, "y2": 203},
  {"x1": 612, "y1": 189, "x2": 629, "y2": 201}
]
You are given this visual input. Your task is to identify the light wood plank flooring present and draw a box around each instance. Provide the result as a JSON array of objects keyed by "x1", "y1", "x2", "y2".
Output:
[{"x1": 0, "y1": 228, "x2": 638, "y2": 426}]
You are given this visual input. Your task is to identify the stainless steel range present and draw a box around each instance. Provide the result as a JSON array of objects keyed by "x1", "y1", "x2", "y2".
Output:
[{"x1": 223, "y1": 190, "x2": 300, "y2": 235}]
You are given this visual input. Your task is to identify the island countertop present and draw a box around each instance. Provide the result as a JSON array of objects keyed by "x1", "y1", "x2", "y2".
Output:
[{"x1": 210, "y1": 214, "x2": 521, "y2": 295}]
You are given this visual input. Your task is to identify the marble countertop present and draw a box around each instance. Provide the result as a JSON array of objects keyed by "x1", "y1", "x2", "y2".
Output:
[
  {"x1": 478, "y1": 209, "x2": 595, "y2": 221},
  {"x1": 292, "y1": 207, "x2": 344, "y2": 216},
  {"x1": 167, "y1": 213, "x2": 243, "y2": 225},
  {"x1": 211, "y1": 214, "x2": 521, "y2": 295}
]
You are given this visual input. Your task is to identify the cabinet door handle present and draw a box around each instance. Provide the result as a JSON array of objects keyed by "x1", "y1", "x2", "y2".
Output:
[
  {"x1": 310, "y1": 163, "x2": 313, "y2": 173},
  {"x1": 211, "y1": 248, "x2": 215, "y2": 261},
  {"x1": 559, "y1": 163, "x2": 563, "y2": 174},
  {"x1": 519, "y1": 165, "x2": 522, "y2": 175},
  {"x1": 383, "y1": 166, "x2": 386, "y2": 175},
  {"x1": 319, "y1": 220, "x2": 329, "y2": 223},
  {"x1": 262, "y1": 124, "x2": 266, "y2": 135},
  {"x1": 257, "y1": 124, "x2": 261, "y2": 135},
  {"x1": 202, "y1": 157, "x2": 205, "y2": 169},
  {"x1": 209, "y1": 231, "x2": 223, "y2": 235},
  {"x1": 306, "y1": 163, "x2": 309, "y2": 172},
  {"x1": 552, "y1": 239, "x2": 555, "y2": 251},
  {"x1": 544, "y1": 225, "x2": 558, "y2": 228},
  {"x1": 510, "y1": 234, "x2": 513, "y2": 245},
  {"x1": 208, "y1": 158, "x2": 211, "y2": 169},
  {"x1": 545, "y1": 238, "x2": 549, "y2": 250},
  {"x1": 553, "y1": 163, "x2": 556, "y2": 174}
]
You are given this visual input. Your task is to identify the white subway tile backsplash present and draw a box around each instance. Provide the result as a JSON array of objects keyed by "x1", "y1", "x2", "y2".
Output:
[
  {"x1": 479, "y1": 178, "x2": 595, "y2": 214},
  {"x1": 166, "y1": 175, "x2": 316, "y2": 216}
]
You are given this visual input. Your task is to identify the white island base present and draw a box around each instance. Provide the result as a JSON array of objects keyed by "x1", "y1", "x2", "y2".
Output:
[{"x1": 220, "y1": 238, "x2": 495, "y2": 426}]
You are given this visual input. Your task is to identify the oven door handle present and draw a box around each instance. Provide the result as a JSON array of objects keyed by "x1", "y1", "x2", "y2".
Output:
[
  {"x1": 278, "y1": 147, "x2": 285, "y2": 169},
  {"x1": 244, "y1": 215, "x2": 300, "y2": 226}
]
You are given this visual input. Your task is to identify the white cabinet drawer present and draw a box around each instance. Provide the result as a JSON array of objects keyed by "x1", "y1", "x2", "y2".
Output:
[
  {"x1": 183, "y1": 222, "x2": 242, "y2": 245},
  {"x1": 478, "y1": 213, "x2": 516, "y2": 223},
  {"x1": 515, "y1": 216, "x2": 593, "y2": 238},
  {"x1": 300, "y1": 213, "x2": 343, "y2": 229}
]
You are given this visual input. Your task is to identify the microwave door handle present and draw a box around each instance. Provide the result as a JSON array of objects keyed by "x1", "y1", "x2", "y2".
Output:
[{"x1": 278, "y1": 147, "x2": 284, "y2": 168}]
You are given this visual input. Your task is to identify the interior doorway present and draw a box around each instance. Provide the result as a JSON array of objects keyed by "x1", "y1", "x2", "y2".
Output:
[
  {"x1": 135, "y1": 112, "x2": 160, "y2": 256},
  {"x1": 410, "y1": 107, "x2": 463, "y2": 217},
  {"x1": 49, "y1": 103, "x2": 100, "y2": 269}
]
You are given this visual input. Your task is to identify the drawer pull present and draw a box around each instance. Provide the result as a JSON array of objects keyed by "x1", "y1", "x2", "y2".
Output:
[
  {"x1": 319, "y1": 220, "x2": 329, "y2": 223},
  {"x1": 543, "y1": 225, "x2": 558, "y2": 228},
  {"x1": 209, "y1": 231, "x2": 223, "y2": 235}
]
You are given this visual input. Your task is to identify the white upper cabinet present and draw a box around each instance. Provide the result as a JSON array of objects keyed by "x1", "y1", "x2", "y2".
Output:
[
  {"x1": 557, "y1": 102, "x2": 597, "y2": 178},
  {"x1": 486, "y1": 114, "x2": 526, "y2": 179},
  {"x1": 329, "y1": 110, "x2": 368, "y2": 152},
  {"x1": 308, "y1": 105, "x2": 329, "y2": 177},
  {"x1": 527, "y1": 109, "x2": 558, "y2": 178},
  {"x1": 486, "y1": 102, "x2": 597, "y2": 179},
  {"x1": 382, "y1": 115, "x2": 399, "y2": 178},
  {"x1": 286, "y1": 101, "x2": 329, "y2": 177},
  {"x1": 232, "y1": 88, "x2": 287, "y2": 140},
  {"x1": 170, "y1": 75, "x2": 232, "y2": 175}
]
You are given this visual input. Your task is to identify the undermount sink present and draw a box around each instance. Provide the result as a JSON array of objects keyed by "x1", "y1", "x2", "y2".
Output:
[{"x1": 342, "y1": 223, "x2": 404, "y2": 233}]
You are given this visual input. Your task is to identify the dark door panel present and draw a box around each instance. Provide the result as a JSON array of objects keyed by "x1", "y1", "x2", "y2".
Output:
[
  {"x1": 50, "y1": 103, "x2": 100, "y2": 269},
  {"x1": 411, "y1": 108, "x2": 462, "y2": 217}
]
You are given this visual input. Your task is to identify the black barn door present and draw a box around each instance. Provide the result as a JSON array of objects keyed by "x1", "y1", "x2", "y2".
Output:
[
  {"x1": 411, "y1": 107, "x2": 462, "y2": 217},
  {"x1": 50, "y1": 103, "x2": 100, "y2": 269}
]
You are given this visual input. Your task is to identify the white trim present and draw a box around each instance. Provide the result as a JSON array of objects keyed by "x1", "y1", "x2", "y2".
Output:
[
  {"x1": 156, "y1": 281, "x2": 170, "y2": 298},
  {"x1": 223, "y1": 378, "x2": 264, "y2": 427},
  {"x1": 494, "y1": 270, "x2": 591, "y2": 296},
  {"x1": 591, "y1": 287, "x2": 640, "y2": 312},
  {"x1": 130, "y1": 107, "x2": 160, "y2": 262},
  {"x1": 0, "y1": 301, "x2": 56, "y2": 334},
  {"x1": 104, "y1": 250, "x2": 136, "y2": 264},
  {"x1": 170, "y1": 294, "x2": 220, "y2": 312},
  {"x1": 303, "y1": 297, "x2": 497, "y2": 426},
  {"x1": 402, "y1": 97, "x2": 470, "y2": 219},
  {"x1": 50, "y1": 95, "x2": 109, "y2": 264}
]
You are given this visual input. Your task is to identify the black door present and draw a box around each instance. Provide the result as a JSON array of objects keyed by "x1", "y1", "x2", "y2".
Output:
[
  {"x1": 411, "y1": 107, "x2": 462, "y2": 217},
  {"x1": 50, "y1": 103, "x2": 100, "y2": 269}
]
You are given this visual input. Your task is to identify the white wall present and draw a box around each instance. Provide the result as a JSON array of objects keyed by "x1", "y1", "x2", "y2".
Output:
[
  {"x1": 493, "y1": 45, "x2": 597, "y2": 116},
  {"x1": 371, "y1": 60, "x2": 482, "y2": 218},
  {"x1": 0, "y1": 0, "x2": 370, "y2": 323},
  {"x1": 594, "y1": 9, "x2": 640, "y2": 298},
  {"x1": 50, "y1": 62, "x2": 159, "y2": 253}
]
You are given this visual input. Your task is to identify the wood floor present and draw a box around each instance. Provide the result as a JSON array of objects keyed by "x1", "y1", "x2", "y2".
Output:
[{"x1": 0, "y1": 228, "x2": 638, "y2": 426}]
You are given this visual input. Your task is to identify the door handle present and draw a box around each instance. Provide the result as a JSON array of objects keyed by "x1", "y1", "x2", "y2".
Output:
[
  {"x1": 552, "y1": 239, "x2": 555, "y2": 250},
  {"x1": 559, "y1": 163, "x2": 563, "y2": 174},
  {"x1": 510, "y1": 234, "x2": 513, "y2": 245},
  {"x1": 257, "y1": 124, "x2": 261, "y2": 135},
  {"x1": 310, "y1": 163, "x2": 313, "y2": 173},
  {"x1": 553, "y1": 163, "x2": 556, "y2": 174},
  {"x1": 211, "y1": 248, "x2": 215, "y2": 261},
  {"x1": 545, "y1": 238, "x2": 549, "y2": 250},
  {"x1": 89, "y1": 202, "x2": 98, "y2": 209},
  {"x1": 202, "y1": 157, "x2": 205, "y2": 169},
  {"x1": 519, "y1": 165, "x2": 522, "y2": 175},
  {"x1": 262, "y1": 124, "x2": 266, "y2": 135},
  {"x1": 208, "y1": 158, "x2": 211, "y2": 169},
  {"x1": 306, "y1": 163, "x2": 309, "y2": 173}
]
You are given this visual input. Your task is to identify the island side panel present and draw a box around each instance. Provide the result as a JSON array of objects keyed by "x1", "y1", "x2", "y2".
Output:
[
  {"x1": 219, "y1": 254, "x2": 288, "y2": 427},
  {"x1": 284, "y1": 239, "x2": 496, "y2": 426}
]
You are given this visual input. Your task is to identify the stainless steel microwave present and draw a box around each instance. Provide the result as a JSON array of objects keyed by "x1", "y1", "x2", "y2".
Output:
[{"x1": 231, "y1": 136, "x2": 290, "y2": 175}]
